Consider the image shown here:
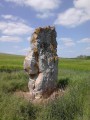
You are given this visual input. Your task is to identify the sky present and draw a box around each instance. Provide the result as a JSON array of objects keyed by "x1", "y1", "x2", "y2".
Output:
[{"x1": 0, "y1": 0, "x2": 90, "y2": 58}]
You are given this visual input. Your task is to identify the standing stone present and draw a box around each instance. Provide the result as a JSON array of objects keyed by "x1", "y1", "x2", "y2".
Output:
[{"x1": 24, "y1": 26, "x2": 58, "y2": 99}]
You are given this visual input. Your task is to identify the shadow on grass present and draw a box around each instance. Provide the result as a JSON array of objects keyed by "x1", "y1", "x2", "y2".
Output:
[{"x1": 57, "y1": 78, "x2": 69, "y2": 90}]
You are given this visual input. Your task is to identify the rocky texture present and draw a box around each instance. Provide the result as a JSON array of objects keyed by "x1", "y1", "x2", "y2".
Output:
[{"x1": 24, "y1": 26, "x2": 58, "y2": 99}]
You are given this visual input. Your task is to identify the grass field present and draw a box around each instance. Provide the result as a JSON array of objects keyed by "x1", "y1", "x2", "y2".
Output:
[
  {"x1": 0, "y1": 53, "x2": 90, "y2": 120},
  {"x1": 0, "y1": 53, "x2": 24, "y2": 72}
]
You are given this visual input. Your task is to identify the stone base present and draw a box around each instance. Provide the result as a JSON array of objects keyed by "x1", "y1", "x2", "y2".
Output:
[{"x1": 14, "y1": 88, "x2": 65, "y2": 104}]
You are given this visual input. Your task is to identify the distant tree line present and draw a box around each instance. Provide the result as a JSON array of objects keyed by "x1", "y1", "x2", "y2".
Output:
[{"x1": 77, "y1": 55, "x2": 90, "y2": 59}]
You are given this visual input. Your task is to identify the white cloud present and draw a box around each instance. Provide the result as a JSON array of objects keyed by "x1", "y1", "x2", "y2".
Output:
[
  {"x1": 0, "y1": 14, "x2": 33, "y2": 43},
  {"x1": 22, "y1": 47, "x2": 30, "y2": 51},
  {"x1": 57, "y1": 45, "x2": 63, "y2": 50},
  {"x1": 27, "y1": 36, "x2": 31, "y2": 41},
  {"x1": 54, "y1": 0, "x2": 90, "y2": 27},
  {"x1": 13, "y1": 45, "x2": 19, "y2": 48},
  {"x1": 0, "y1": 36, "x2": 22, "y2": 42},
  {"x1": 1, "y1": 14, "x2": 26, "y2": 23},
  {"x1": 4, "y1": 0, "x2": 61, "y2": 18},
  {"x1": 66, "y1": 50, "x2": 74, "y2": 53},
  {"x1": 0, "y1": 21, "x2": 33, "y2": 35},
  {"x1": 77, "y1": 38, "x2": 90, "y2": 43},
  {"x1": 1, "y1": 14, "x2": 17, "y2": 20},
  {"x1": 18, "y1": 47, "x2": 31, "y2": 55},
  {"x1": 37, "y1": 12, "x2": 54, "y2": 19},
  {"x1": 84, "y1": 47, "x2": 90, "y2": 55},
  {"x1": 61, "y1": 38, "x2": 75, "y2": 46},
  {"x1": 74, "y1": 0, "x2": 90, "y2": 10},
  {"x1": 85, "y1": 47, "x2": 90, "y2": 50},
  {"x1": 5, "y1": 0, "x2": 61, "y2": 12},
  {"x1": 0, "y1": 14, "x2": 34, "y2": 35}
]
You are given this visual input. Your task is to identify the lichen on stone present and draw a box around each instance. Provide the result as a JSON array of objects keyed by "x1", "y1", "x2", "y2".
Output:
[{"x1": 24, "y1": 26, "x2": 58, "y2": 99}]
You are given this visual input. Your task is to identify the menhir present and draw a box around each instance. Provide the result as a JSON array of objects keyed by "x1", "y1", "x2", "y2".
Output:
[{"x1": 24, "y1": 26, "x2": 58, "y2": 99}]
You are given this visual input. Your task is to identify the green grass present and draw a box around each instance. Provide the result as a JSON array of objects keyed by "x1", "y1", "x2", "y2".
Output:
[
  {"x1": 59, "y1": 58, "x2": 90, "y2": 71},
  {"x1": 0, "y1": 53, "x2": 90, "y2": 120},
  {"x1": 0, "y1": 92, "x2": 38, "y2": 120},
  {"x1": 0, "y1": 53, "x2": 24, "y2": 72}
]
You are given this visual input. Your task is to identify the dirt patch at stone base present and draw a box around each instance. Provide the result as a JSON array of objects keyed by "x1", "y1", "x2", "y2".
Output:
[{"x1": 14, "y1": 89, "x2": 65, "y2": 104}]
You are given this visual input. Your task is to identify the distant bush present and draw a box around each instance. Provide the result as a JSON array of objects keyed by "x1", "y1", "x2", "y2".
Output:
[{"x1": 77, "y1": 55, "x2": 90, "y2": 59}]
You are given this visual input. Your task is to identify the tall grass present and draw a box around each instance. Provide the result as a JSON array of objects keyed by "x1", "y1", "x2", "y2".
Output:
[
  {"x1": 0, "y1": 71, "x2": 28, "y2": 93},
  {"x1": 36, "y1": 70, "x2": 90, "y2": 120},
  {"x1": 0, "y1": 92, "x2": 38, "y2": 120},
  {"x1": 0, "y1": 53, "x2": 90, "y2": 120}
]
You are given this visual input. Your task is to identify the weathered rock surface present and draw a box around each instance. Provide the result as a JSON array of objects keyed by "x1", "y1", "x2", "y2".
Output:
[{"x1": 24, "y1": 26, "x2": 58, "y2": 99}]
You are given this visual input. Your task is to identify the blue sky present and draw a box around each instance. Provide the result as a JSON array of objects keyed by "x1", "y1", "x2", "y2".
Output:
[{"x1": 0, "y1": 0, "x2": 90, "y2": 58}]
